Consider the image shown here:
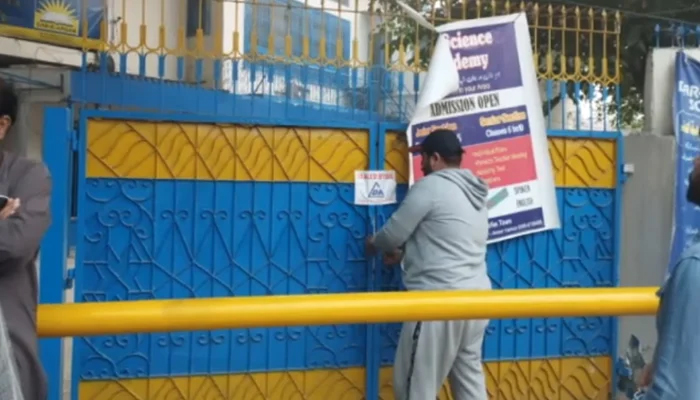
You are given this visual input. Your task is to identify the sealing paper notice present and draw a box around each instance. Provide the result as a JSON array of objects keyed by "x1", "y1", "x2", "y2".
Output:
[{"x1": 354, "y1": 170, "x2": 397, "y2": 206}]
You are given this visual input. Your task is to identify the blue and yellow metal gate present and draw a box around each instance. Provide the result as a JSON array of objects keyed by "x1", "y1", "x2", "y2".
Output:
[
  {"x1": 33, "y1": 0, "x2": 623, "y2": 398},
  {"x1": 379, "y1": 128, "x2": 618, "y2": 399},
  {"x1": 44, "y1": 105, "x2": 619, "y2": 400},
  {"x1": 72, "y1": 112, "x2": 383, "y2": 398}
]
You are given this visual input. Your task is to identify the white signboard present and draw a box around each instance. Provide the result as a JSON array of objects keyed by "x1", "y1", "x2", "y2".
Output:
[
  {"x1": 408, "y1": 13, "x2": 560, "y2": 243},
  {"x1": 354, "y1": 170, "x2": 397, "y2": 206}
]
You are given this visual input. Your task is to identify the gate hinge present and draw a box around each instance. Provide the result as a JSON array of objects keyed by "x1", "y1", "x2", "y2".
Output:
[
  {"x1": 70, "y1": 130, "x2": 78, "y2": 151},
  {"x1": 64, "y1": 268, "x2": 75, "y2": 290}
]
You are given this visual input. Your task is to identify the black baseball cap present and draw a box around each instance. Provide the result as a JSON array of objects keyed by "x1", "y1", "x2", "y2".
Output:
[{"x1": 408, "y1": 129, "x2": 464, "y2": 157}]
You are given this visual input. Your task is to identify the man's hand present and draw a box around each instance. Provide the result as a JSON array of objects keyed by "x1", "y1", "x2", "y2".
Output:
[
  {"x1": 365, "y1": 236, "x2": 377, "y2": 257},
  {"x1": 639, "y1": 364, "x2": 653, "y2": 387},
  {"x1": 0, "y1": 198, "x2": 20, "y2": 220},
  {"x1": 383, "y1": 249, "x2": 403, "y2": 265}
]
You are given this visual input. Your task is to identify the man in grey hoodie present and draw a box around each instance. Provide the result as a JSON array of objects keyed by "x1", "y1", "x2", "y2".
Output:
[{"x1": 366, "y1": 129, "x2": 491, "y2": 400}]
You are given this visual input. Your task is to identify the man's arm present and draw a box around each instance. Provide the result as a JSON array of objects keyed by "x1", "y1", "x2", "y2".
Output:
[
  {"x1": 0, "y1": 163, "x2": 51, "y2": 261},
  {"x1": 371, "y1": 179, "x2": 433, "y2": 253},
  {"x1": 647, "y1": 257, "x2": 700, "y2": 395}
]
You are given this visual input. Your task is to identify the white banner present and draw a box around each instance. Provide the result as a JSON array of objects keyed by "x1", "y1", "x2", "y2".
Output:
[{"x1": 408, "y1": 13, "x2": 560, "y2": 243}]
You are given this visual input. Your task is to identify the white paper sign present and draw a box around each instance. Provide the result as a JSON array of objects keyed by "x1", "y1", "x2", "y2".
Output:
[{"x1": 354, "y1": 170, "x2": 397, "y2": 205}]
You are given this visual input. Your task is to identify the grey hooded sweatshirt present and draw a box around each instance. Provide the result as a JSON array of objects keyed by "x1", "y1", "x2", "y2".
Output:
[{"x1": 373, "y1": 168, "x2": 491, "y2": 291}]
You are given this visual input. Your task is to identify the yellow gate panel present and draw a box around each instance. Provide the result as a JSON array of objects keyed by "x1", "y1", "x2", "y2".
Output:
[
  {"x1": 85, "y1": 120, "x2": 369, "y2": 183},
  {"x1": 549, "y1": 138, "x2": 617, "y2": 189},
  {"x1": 384, "y1": 133, "x2": 617, "y2": 189},
  {"x1": 78, "y1": 357, "x2": 610, "y2": 400},
  {"x1": 79, "y1": 368, "x2": 366, "y2": 400},
  {"x1": 378, "y1": 356, "x2": 611, "y2": 400},
  {"x1": 385, "y1": 132, "x2": 411, "y2": 184}
]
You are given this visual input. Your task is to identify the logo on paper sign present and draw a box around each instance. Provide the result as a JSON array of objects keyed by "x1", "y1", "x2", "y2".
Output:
[
  {"x1": 35, "y1": 0, "x2": 79, "y2": 36},
  {"x1": 368, "y1": 183, "x2": 385, "y2": 198},
  {"x1": 354, "y1": 169, "x2": 396, "y2": 206}
]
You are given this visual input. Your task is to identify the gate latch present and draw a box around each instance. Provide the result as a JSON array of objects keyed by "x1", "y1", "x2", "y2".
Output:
[
  {"x1": 70, "y1": 130, "x2": 78, "y2": 151},
  {"x1": 64, "y1": 268, "x2": 75, "y2": 290},
  {"x1": 620, "y1": 163, "x2": 634, "y2": 184}
]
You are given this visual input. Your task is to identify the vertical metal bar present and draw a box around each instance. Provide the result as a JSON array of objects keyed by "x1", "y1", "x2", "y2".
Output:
[
  {"x1": 546, "y1": 79, "x2": 553, "y2": 129},
  {"x1": 602, "y1": 86, "x2": 610, "y2": 132},
  {"x1": 138, "y1": 0, "x2": 147, "y2": 77},
  {"x1": 40, "y1": 107, "x2": 72, "y2": 400},
  {"x1": 574, "y1": 82, "x2": 581, "y2": 131},
  {"x1": 177, "y1": 0, "x2": 186, "y2": 81},
  {"x1": 610, "y1": 84, "x2": 624, "y2": 399},
  {"x1": 284, "y1": 0, "x2": 293, "y2": 118},
  {"x1": 71, "y1": 109, "x2": 89, "y2": 400},
  {"x1": 559, "y1": 81, "x2": 566, "y2": 130},
  {"x1": 365, "y1": 122, "x2": 380, "y2": 400}
]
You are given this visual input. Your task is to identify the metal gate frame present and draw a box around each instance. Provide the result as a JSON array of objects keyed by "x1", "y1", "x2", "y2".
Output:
[
  {"x1": 40, "y1": 105, "x2": 625, "y2": 400},
  {"x1": 41, "y1": 107, "x2": 74, "y2": 400},
  {"x1": 54, "y1": 107, "x2": 402, "y2": 400}
]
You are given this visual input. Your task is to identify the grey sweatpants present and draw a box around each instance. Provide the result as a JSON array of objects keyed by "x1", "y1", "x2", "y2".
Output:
[{"x1": 393, "y1": 318, "x2": 489, "y2": 400}]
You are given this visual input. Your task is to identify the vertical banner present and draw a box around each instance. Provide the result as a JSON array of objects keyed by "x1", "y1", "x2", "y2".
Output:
[
  {"x1": 408, "y1": 13, "x2": 559, "y2": 243},
  {"x1": 670, "y1": 51, "x2": 700, "y2": 270}
]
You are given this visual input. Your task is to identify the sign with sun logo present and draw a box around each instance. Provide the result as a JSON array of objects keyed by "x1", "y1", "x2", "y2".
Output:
[
  {"x1": 0, "y1": 0, "x2": 101, "y2": 48},
  {"x1": 34, "y1": 0, "x2": 78, "y2": 35}
]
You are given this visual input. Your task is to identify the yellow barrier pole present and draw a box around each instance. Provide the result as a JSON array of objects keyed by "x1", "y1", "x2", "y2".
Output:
[{"x1": 37, "y1": 287, "x2": 659, "y2": 337}]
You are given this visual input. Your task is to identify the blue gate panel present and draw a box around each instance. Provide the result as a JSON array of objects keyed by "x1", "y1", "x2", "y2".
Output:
[
  {"x1": 77, "y1": 324, "x2": 368, "y2": 379},
  {"x1": 77, "y1": 179, "x2": 368, "y2": 379},
  {"x1": 377, "y1": 187, "x2": 616, "y2": 364}
]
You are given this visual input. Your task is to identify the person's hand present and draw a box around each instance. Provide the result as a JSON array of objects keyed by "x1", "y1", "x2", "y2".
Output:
[
  {"x1": 639, "y1": 364, "x2": 653, "y2": 387},
  {"x1": 0, "y1": 198, "x2": 20, "y2": 220},
  {"x1": 365, "y1": 236, "x2": 377, "y2": 257},
  {"x1": 383, "y1": 249, "x2": 403, "y2": 265}
]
